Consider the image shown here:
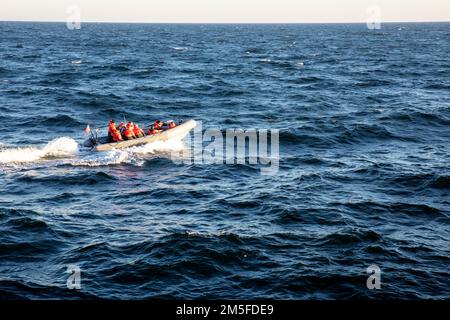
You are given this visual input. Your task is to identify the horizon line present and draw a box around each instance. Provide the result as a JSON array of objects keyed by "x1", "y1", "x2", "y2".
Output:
[{"x1": 1, "y1": 19, "x2": 449, "y2": 24}]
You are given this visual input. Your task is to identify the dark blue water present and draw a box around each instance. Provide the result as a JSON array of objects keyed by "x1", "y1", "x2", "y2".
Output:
[{"x1": 0, "y1": 22, "x2": 449, "y2": 299}]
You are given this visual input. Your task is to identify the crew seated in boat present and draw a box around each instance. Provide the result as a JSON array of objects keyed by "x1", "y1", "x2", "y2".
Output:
[
  {"x1": 123, "y1": 122, "x2": 137, "y2": 140},
  {"x1": 168, "y1": 121, "x2": 176, "y2": 129},
  {"x1": 147, "y1": 126, "x2": 157, "y2": 135},
  {"x1": 154, "y1": 120, "x2": 164, "y2": 130},
  {"x1": 133, "y1": 123, "x2": 145, "y2": 138},
  {"x1": 147, "y1": 120, "x2": 164, "y2": 135},
  {"x1": 111, "y1": 128, "x2": 123, "y2": 142},
  {"x1": 118, "y1": 122, "x2": 125, "y2": 135},
  {"x1": 108, "y1": 119, "x2": 116, "y2": 142}
]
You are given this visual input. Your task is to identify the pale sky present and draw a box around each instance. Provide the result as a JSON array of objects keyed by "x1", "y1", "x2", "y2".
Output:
[{"x1": 0, "y1": 0, "x2": 449, "y2": 23}]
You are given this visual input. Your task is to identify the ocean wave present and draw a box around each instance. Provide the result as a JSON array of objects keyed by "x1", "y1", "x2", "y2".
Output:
[
  {"x1": 97, "y1": 108, "x2": 141, "y2": 119},
  {"x1": 389, "y1": 173, "x2": 450, "y2": 191},
  {"x1": 171, "y1": 46, "x2": 189, "y2": 51},
  {"x1": 274, "y1": 208, "x2": 307, "y2": 224},
  {"x1": 257, "y1": 58, "x2": 298, "y2": 70},
  {"x1": 282, "y1": 155, "x2": 328, "y2": 167},
  {"x1": 245, "y1": 47, "x2": 264, "y2": 54},
  {"x1": 0, "y1": 137, "x2": 79, "y2": 165},
  {"x1": 7, "y1": 217, "x2": 49, "y2": 231},
  {"x1": 91, "y1": 64, "x2": 132, "y2": 72},
  {"x1": 423, "y1": 83, "x2": 450, "y2": 90},
  {"x1": 0, "y1": 67, "x2": 11, "y2": 75},
  {"x1": 337, "y1": 123, "x2": 412, "y2": 144},
  {"x1": 278, "y1": 129, "x2": 333, "y2": 147},
  {"x1": 388, "y1": 203, "x2": 445, "y2": 218},
  {"x1": 130, "y1": 67, "x2": 157, "y2": 77},
  {"x1": 316, "y1": 228, "x2": 382, "y2": 245},
  {"x1": 17, "y1": 171, "x2": 117, "y2": 186},
  {"x1": 0, "y1": 207, "x2": 41, "y2": 219},
  {"x1": 0, "y1": 239, "x2": 60, "y2": 258},
  {"x1": 355, "y1": 79, "x2": 393, "y2": 87},
  {"x1": 20, "y1": 115, "x2": 83, "y2": 127},
  {"x1": 379, "y1": 110, "x2": 450, "y2": 127},
  {"x1": 132, "y1": 232, "x2": 246, "y2": 252},
  {"x1": 289, "y1": 76, "x2": 324, "y2": 84},
  {"x1": 337, "y1": 200, "x2": 446, "y2": 219},
  {"x1": 428, "y1": 175, "x2": 450, "y2": 189},
  {"x1": 0, "y1": 279, "x2": 95, "y2": 300}
]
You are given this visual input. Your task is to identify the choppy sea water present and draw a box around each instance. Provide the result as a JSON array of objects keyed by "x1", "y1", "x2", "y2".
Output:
[{"x1": 0, "y1": 22, "x2": 449, "y2": 299}]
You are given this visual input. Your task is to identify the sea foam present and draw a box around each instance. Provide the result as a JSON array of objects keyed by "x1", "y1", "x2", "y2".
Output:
[{"x1": 0, "y1": 137, "x2": 79, "y2": 164}]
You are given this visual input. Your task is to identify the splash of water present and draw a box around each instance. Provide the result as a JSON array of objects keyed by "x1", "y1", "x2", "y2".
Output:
[
  {"x1": 0, "y1": 136, "x2": 187, "y2": 168},
  {"x1": 0, "y1": 137, "x2": 79, "y2": 164},
  {"x1": 129, "y1": 139, "x2": 185, "y2": 155},
  {"x1": 69, "y1": 138, "x2": 187, "y2": 167},
  {"x1": 69, "y1": 149, "x2": 137, "y2": 167}
]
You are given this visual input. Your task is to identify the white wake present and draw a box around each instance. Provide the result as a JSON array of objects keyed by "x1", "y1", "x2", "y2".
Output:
[
  {"x1": 69, "y1": 138, "x2": 186, "y2": 167},
  {"x1": 0, "y1": 137, "x2": 79, "y2": 164},
  {"x1": 0, "y1": 136, "x2": 188, "y2": 168}
]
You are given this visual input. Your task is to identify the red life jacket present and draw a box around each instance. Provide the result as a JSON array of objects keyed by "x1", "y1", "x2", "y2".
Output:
[
  {"x1": 112, "y1": 130, "x2": 122, "y2": 142},
  {"x1": 124, "y1": 127, "x2": 134, "y2": 138},
  {"x1": 108, "y1": 122, "x2": 116, "y2": 133},
  {"x1": 154, "y1": 121, "x2": 162, "y2": 130},
  {"x1": 133, "y1": 125, "x2": 143, "y2": 137},
  {"x1": 169, "y1": 122, "x2": 176, "y2": 129}
]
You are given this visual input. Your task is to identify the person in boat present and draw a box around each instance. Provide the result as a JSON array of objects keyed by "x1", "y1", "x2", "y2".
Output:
[
  {"x1": 123, "y1": 122, "x2": 136, "y2": 140},
  {"x1": 133, "y1": 123, "x2": 145, "y2": 138},
  {"x1": 111, "y1": 128, "x2": 123, "y2": 142},
  {"x1": 160, "y1": 120, "x2": 177, "y2": 130},
  {"x1": 161, "y1": 121, "x2": 170, "y2": 130},
  {"x1": 154, "y1": 120, "x2": 164, "y2": 131},
  {"x1": 147, "y1": 125, "x2": 157, "y2": 135},
  {"x1": 108, "y1": 119, "x2": 116, "y2": 142},
  {"x1": 118, "y1": 122, "x2": 125, "y2": 135}
]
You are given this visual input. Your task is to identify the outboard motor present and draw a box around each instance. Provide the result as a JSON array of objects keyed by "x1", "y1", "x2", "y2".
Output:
[
  {"x1": 83, "y1": 129, "x2": 99, "y2": 148},
  {"x1": 83, "y1": 137, "x2": 95, "y2": 148}
]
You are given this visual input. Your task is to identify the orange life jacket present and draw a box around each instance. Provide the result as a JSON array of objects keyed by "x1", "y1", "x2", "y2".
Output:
[
  {"x1": 112, "y1": 130, "x2": 122, "y2": 142},
  {"x1": 124, "y1": 127, "x2": 134, "y2": 138},
  {"x1": 133, "y1": 125, "x2": 143, "y2": 137},
  {"x1": 108, "y1": 122, "x2": 116, "y2": 133}
]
